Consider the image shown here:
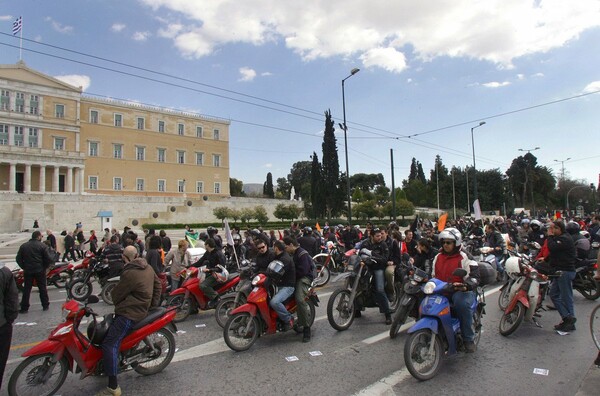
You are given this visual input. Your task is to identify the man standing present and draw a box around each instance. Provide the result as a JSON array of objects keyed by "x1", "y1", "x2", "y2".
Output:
[
  {"x1": 284, "y1": 236, "x2": 314, "y2": 342},
  {"x1": 62, "y1": 231, "x2": 76, "y2": 262},
  {"x1": 97, "y1": 246, "x2": 161, "y2": 396},
  {"x1": 46, "y1": 229, "x2": 57, "y2": 251},
  {"x1": 547, "y1": 220, "x2": 577, "y2": 332},
  {"x1": 0, "y1": 262, "x2": 19, "y2": 389},
  {"x1": 16, "y1": 231, "x2": 54, "y2": 313}
]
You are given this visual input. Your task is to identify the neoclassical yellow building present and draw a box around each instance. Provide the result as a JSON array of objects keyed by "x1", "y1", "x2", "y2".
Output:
[{"x1": 0, "y1": 61, "x2": 230, "y2": 198}]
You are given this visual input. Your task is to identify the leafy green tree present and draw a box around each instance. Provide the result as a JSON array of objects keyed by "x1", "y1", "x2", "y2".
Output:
[
  {"x1": 397, "y1": 199, "x2": 415, "y2": 219},
  {"x1": 276, "y1": 177, "x2": 291, "y2": 199},
  {"x1": 288, "y1": 161, "x2": 311, "y2": 200},
  {"x1": 352, "y1": 188, "x2": 364, "y2": 203},
  {"x1": 254, "y1": 206, "x2": 269, "y2": 225},
  {"x1": 213, "y1": 207, "x2": 231, "y2": 224},
  {"x1": 354, "y1": 200, "x2": 378, "y2": 220},
  {"x1": 240, "y1": 208, "x2": 254, "y2": 225},
  {"x1": 274, "y1": 203, "x2": 289, "y2": 221},
  {"x1": 408, "y1": 158, "x2": 419, "y2": 181},
  {"x1": 288, "y1": 205, "x2": 303, "y2": 221},
  {"x1": 350, "y1": 173, "x2": 386, "y2": 192},
  {"x1": 310, "y1": 152, "x2": 326, "y2": 218},
  {"x1": 229, "y1": 178, "x2": 245, "y2": 197},
  {"x1": 263, "y1": 172, "x2": 275, "y2": 198},
  {"x1": 321, "y1": 109, "x2": 343, "y2": 217},
  {"x1": 229, "y1": 209, "x2": 241, "y2": 224}
]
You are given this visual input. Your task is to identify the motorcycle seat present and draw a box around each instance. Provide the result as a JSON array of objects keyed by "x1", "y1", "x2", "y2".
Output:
[
  {"x1": 227, "y1": 272, "x2": 239, "y2": 281},
  {"x1": 131, "y1": 307, "x2": 167, "y2": 331},
  {"x1": 575, "y1": 259, "x2": 595, "y2": 269},
  {"x1": 53, "y1": 261, "x2": 70, "y2": 268}
]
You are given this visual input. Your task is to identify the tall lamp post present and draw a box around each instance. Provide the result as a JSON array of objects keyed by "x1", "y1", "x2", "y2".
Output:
[
  {"x1": 470, "y1": 121, "x2": 486, "y2": 207},
  {"x1": 553, "y1": 157, "x2": 571, "y2": 188},
  {"x1": 339, "y1": 67, "x2": 360, "y2": 224},
  {"x1": 518, "y1": 146, "x2": 540, "y2": 216},
  {"x1": 566, "y1": 184, "x2": 593, "y2": 213}
]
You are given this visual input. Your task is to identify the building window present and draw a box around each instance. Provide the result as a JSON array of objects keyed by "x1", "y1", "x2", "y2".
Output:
[
  {"x1": 214, "y1": 182, "x2": 221, "y2": 194},
  {"x1": 196, "y1": 152, "x2": 204, "y2": 165},
  {"x1": 213, "y1": 154, "x2": 221, "y2": 167},
  {"x1": 113, "y1": 144, "x2": 123, "y2": 159},
  {"x1": 15, "y1": 92, "x2": 24, "y2": 113},
  {"x1": 90, "y1": 110, "x2": 98, "y2": 124},
  {"x1": 0, "y1": 90, "x2": 9, "y2": 111},
  {"x1": 55, "y1": 104, "x2": 65, "y2": 118},
  {"x1": 136, "y1": 178, "x2": 145, "y2": 191},
  {"x1": 196, "y1": 126, "x2": 203, "y2": 138},
  {"x1": 88, "y1": 176, "x2": 98, "y2": 190},
  {"x1": 196, "y1": 181, "x2": 204, "y2": 193},
  {"x1": 114, "y1": 113, "x2": 122, "y2": 127},
  {"x1": 178, "y1": 180, "x2": 185, "y2": 193},
  {"x1": 14, "y1": 126, "x2": 24, "y2": 146},
  {"x1": 178, "y1": 123, "x2": 184, "y2": 136},
  {"x1": 136, "y1": 146, "x2": 145, "y2": 161},
  {"x1": 28, "y1": 128, "x2": 38, "y2": 148},
  {"x1": 158, "y1": 120, "x2": 165, "y2": 133},
  {"x1": 157, "y1": 148, "x2": 166, "y2": 163},
  {"x1": 54, "y1": 137, "x2": 65, "y2": 150},
  {"x1": 213, "y1": 129, "x2": 220, "y2": 140},
  {"x1": 29, "y1": 95, "x2": 39, "y2": 115},
  {"x1": 113, "y1": 177, "x2": 122, "y2": 191},
  {"x1": 89, "y1": 141, "x2": 99, "y2": 157},
  {"x1": 177, "y1": 150, "x2": 185, "y2": 164},
  {"x1": 0, "y1": 124, "x2": 8, "y2": 145},
  {"x1": 158, "y1": 179, "x2": 166, "y2": 192},
  {"x1": 137, "y1": 117, "x2": 145, "y2": 130}
]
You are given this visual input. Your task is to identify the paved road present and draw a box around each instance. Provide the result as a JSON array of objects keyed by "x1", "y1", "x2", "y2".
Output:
[{"x1": 3, "y1": 277, "x2": 599, "y2": 396}]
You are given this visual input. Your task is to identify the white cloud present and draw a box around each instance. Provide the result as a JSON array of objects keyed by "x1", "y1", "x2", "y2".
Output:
[
  {"x1": 583, "y1": 81, "x2": 600, "y2": 93},
  {"x1": 111, "y1": 23, "x2": 126, "y2": 32},
  {"x1": 132, "y1": 31, "x2": 152, "y2": 41},
  {"x1": 516, "y1": 74, "x2": 525, "y2": 80},
  {"x1": 34, "y1": 35, "x2": 42, "y2": 42},
  {"x1": 238, "y1": 67, "x2": 257, "y2": 82},
  {"x1": 261, "y1": 72, "x2": 273, "y2": 76},
  {"x1": 532, "y1": 72, "x2": 545, "y2": 78},
  {"x1": 482, "y1": 81, "x2": 511, "y2": 88},
  {"x1": 264, "y1": 163, "x2": 273, "y2": 168},
  {"x1": 45, "y1": 17, "x2": 73, "y2": 34},
  {"x1": 0, "y1": 15, "x2": 13, "y2": 21},
  {"x1": 140, "y1": 0, "x2": 600, "y2": 71},
  {"x1": 54, "y1": 74, "x2": 91, "y2": 91}
]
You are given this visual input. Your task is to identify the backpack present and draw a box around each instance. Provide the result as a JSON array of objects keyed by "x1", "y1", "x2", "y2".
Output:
[{"x1": 298, "y1": 250, "x2": 317, "y2": 280}]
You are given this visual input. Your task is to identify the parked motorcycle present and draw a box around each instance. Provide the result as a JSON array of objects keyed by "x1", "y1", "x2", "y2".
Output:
[
  {"x1": 403, "y1": 268, "x2": 486, "y2": 381},
  {"x1": 101, "y1": 266, "x2": 173, "y2": 306},
  {"x1": 66, "y1": 258, "x2": 113, "y2": 302},
  {"x1": 215, "y1": 260, "x2": 255, "y2": 328},
  {"x1": 389, "y1": 266, "x2": 429, "y2": 339},
  {"x1": 573, "y1": 258, "x2": 600, "y2": 300},
  {"x1": 326, "y1": 249, "x2": 402, "y2": 331},
  {"x1": 312, "y1": 241, "x2": 346, "y2": 287},
  {"x1": 13, "y1": 261, "x2": 74, "y2": 290},
  {"x1": 222, "y1": 261, "x2": 320, "y2": 351},
  {"x1": 497, "y1": 243, "x2": 540, "y2": 310},
  {"x1": 7, "y1": 295, "x2": 177, "y2": 396},
  {"x1": 166, "y1": 266, "x2": 240, "y2": 323}
]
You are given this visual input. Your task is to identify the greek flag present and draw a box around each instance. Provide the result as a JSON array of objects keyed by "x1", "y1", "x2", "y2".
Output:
[{"x1": 12, "y1": 16, "x2": 22, "y2": 35}]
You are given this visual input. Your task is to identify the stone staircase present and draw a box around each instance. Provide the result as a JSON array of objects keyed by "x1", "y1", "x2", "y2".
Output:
[{"x1": 20, "y1": 202, "x2": 46, "y2": 231}]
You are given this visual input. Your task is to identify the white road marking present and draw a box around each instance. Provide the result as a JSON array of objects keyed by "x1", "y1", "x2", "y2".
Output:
[
  {"x1": 171, "y1": 338, "x2": 230, "y2": 363},
  {"x1": 353, "y1": 369, "x2": 413, "y2": 395}
]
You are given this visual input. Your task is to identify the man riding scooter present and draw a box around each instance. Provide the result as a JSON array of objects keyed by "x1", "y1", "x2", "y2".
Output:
[
  {"x1": 194, "y1": 238, "x2": 227, "y2": 309},
  {"x1": 268, "y1": 241, "x2": 296, "y2": 331}
]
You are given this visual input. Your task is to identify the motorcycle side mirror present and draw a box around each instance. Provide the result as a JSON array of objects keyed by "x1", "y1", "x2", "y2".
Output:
[
  {"x1": 452, "y1": 268, "x2": 468, "y2": 278},
  {"x1": 87, "y1": 295, "x2": 100, "y2": 305}
]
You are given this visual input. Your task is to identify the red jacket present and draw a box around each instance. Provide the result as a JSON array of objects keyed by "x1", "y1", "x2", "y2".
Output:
[
  {"x1": 535, "y1": 239, "x2": 549, "y2": 261},
  {"x1": 432, "y1": 250, "x2": 470, "y2": 284}
]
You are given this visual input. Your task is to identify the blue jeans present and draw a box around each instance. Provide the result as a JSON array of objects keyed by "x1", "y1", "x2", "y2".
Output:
[
  {"x1": 101, "y1": 315, "x2": 134, "y2": 377},
  {"x1": 270, "y1": 286, "x2": 295, "y2": 323},
  {"x1": 373, "y1": 269, "x2": 390, "y2": 314},
  {"x1": 549, "y1": 271, "x2": 576, "y2": 319},
  {"x1": 452, "y1": 291, "x2": 475, "y2": 342},
  {"x1": 494, "y1": 254, "x2": 505, "y2": 273}
]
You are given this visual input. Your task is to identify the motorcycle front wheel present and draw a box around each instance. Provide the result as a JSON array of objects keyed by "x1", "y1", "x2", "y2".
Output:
[
  {"x1": 133, "y1": 328, "x2": 176, "y2": 375},
  {"x1": 8, "y1": 354, "x2": 68, "y2": 396},
  {"x1": 215, "y1": 295, "x2": 240, "y2": 328},
  {"x1": 499, "y1": 302, "x2": 525, "y2": 336},
  {"x1": 100, "y1": 281, "x2": 118, "y2": 305},
  {"x1": 67, "y1": 278, "x2": 93, "y2": 301},
  {"x1": 223, "y1": 312, "x2": 259, "y2": 351},
  {"x1": 498, "y1": 283, "x2": 511, "y2": 310},
  {"x1": 403, "y1": 329, "x2": 443, "y2": 381},
  {"x1": 388, "y1": 282, "x2": 403, "y2": 313},
  {"x1": 389, "y1": 303, "x2": 411, "y2": 339},
  {"x1": 327, "y1": 288, "x2": 355, "y2": 331},
  {"x1": 577, "y1": 274, "x2": 600, "y2": 300},
  {"x1": 166, "y1": 295, "x2": 193, "y2": 323}
]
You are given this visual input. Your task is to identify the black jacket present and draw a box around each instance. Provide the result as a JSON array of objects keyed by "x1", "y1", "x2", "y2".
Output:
[
  {"x1": 194, "y1": 248, "x2": 226, "y2": 270},
  {"x1": 292, "y1": 247, "x2": 314, "y2": 280},
  {"x1": 64, "y1": 234, "x2": 75, "y2": 250},
  {"x1": 298, "y1": 235, "x2": 319, "y2": 257},
  {"x1": 16, "y1": 238, "x2": 54, "y2": 274},
  {"x1": 274, "y1": 251, "x2": 296, "y2": 288},
  {"x1": 255, "y1": 248, "x2": 275, "y2": 274},
  {"x1": 46, "y1": 234, "x2": 57, "y2": 250},
  {"x1": 413, "y1": 249, "x2": 436, "y2": 275},
  {"x1": 101, "y1": 243, "x2": 124, "y2": 276},
  {"x1": 384, "y1": 237, "x2": 402, "y2": 266},
  {"x1": 359, "y1": 238, "x2": 389, "y2": 271},
  {"x1": 547, "y1": 233, "x2": 576, "y2": 271},
  {"x1": 0, "y1": 267, "x2": 19, "y2": 326}
]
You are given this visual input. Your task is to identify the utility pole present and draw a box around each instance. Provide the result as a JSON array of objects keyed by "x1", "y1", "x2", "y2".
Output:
[
  {"x1": 390, "y1": 149, "x2": 396, "y2": 221},
  {"x1": 452, "y1": 168, "x2": 456, "y2": 219}
]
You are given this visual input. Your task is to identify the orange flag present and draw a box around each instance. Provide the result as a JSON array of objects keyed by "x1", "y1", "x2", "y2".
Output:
[
  {"x1": 315, "y1": 222, "x2": 322, "y2": 232},
  {"x1": 437, "y1": 213, "x2": 448, "y2": 231}
]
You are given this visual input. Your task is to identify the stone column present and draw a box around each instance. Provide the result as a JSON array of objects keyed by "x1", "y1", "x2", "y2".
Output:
[
  {"x1": 52, "y1": 166, "x2": 59, "y2": 192},
  {"x1": 66, "y1": 167, "x2": 73, "y2": 193},
  {"x1": 8, "y1": 163, "x2": 16, "y2": 192},
  {"x1": 39, "y1": 165, "x2": 46, "y2": 192},
  {"x1": 24, "y1": 164, "x2": 31, "y2": 193},
  {"x1": 74, "y1": 168, "x2": 80, "y2": 194},
  {"x1": 79, "y1": 167, "x2": 85, "y2": 193}
]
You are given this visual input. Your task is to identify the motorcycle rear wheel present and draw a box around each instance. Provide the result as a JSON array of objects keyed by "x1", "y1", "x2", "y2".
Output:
[
  {"x1": 101, "y1": 281, "x2": 118, "y2": 305},
  {"x1": 67, "y1": 278, "x2": 93, "y2": 301},
  {"x1": 327, "y1": 289, "x2": 355, "y2": 331},
  {"x1": 499, "y1": 302, "x2": 525, "y2": 336},
  {"x1": 8, "y1": 354, "x2": 68, "y2": 396},
  {"x1": 498, "y1": 284, "x2": 511, "y2": 310},
  {"x1": 590, "y1": 304, "x2": 600, "y2": 350},
  {"x1": 166, "y1": 295, "x2": 193, "y2": 323},
  {"x1": 223, "y1": 312, "x2": 259, "y2": 351},
  {"x1": 577, "y1": 274, "x2": 600, "y2": 300},
  {"x1": 404, "y1": 329, "x2": 443, "y2": 381},
  {"x1": 313, "y1": 254, "x2": 331, "y2": 287},
  {"x1": 389, "y1": 304, "x2": 410, "y2": 339},
  {"x1": 133, "y1": 328, "x2": 176, "y2": 375}
]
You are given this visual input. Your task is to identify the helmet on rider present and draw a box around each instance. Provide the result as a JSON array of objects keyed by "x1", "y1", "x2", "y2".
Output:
[
  {"x1": 303, "y1": 226, "x2": 312, "y2": 235},
  {"x1": 581, "y1": 230, "x2": 591, "y2": 240},
  {"x1": 266, "y1": 260, "x2": 285, "y2": 282},
  {"x1": 198, "y1": 231, "x2": 209, "y2": 241},
  {"x1": 232, "y1": 233, "x2": 242, "y2": 243},
  {"x1": 530, "y1": 219, "x2": 542, "y2": 230},
  {"x1": 213, "y1": 264, "x2": 229, "y2": 282},
  {"x1": 521, "y1": 218, "x2": 530, "y2": 225},
  {"x1": 438, "y1": 227, "x2": 462, "y2": 246},
  {"x1": 207, "y1": 226, "x2": 217, "y2": 235},
  {"x1": 250, "y1": 229, "x2": 261, "y2": 237},
  {"x1": 87, "y1": 314, "x2": 114, "y2": 345},
  {"x1": 565, "y1": 221, "x2": 581, "y2": 235},
  {"x1": 494, "y1": 217, "x2": 505, "y2": 225}
]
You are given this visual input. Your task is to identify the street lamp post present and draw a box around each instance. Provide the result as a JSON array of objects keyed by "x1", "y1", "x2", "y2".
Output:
[
  {"x1": 470, "y1": 121, "x2": 486, "y2": 208},
  {"x1": 340, "y1": 67, "x2": 360, "y2": 224},
  {"x1": 518, "y1": 147, "x2": 540, "y2": 216},
  {"x1": 566, "y1": 184, "x2": 593, "y2": 213}
]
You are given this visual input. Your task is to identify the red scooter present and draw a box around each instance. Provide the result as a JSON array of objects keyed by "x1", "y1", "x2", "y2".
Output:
[
  {"x1": 7, "y1": 295, "x2": 177, "y2": 396},
  {"x1": 166, "y1": 267, "x2": 240, "y2": 323},
  {"x1": 223, "y1": 267, "x2": 320, "y2": 351},
  {"x1": 13, "y1": 261, "x2": 74, "y2": 290}
]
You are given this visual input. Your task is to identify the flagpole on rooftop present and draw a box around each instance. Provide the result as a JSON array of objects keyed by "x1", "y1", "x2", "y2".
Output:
[{"x1": 19, "y1": 17, "x2": 22, "y2": 61}]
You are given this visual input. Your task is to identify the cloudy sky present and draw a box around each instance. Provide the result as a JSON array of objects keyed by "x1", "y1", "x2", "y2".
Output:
[{"x1": 2, "y1": 1, "x2": 600, "y2": 198}]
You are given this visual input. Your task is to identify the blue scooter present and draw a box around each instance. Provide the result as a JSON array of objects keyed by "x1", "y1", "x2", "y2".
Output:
[{"x1": 403, "y1": 268, "x2": 485, "y2": 381}]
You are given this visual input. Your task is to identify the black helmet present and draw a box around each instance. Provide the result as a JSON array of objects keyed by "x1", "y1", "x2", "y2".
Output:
[
  {"x1": 207, "y1": 226, "x2": 217, "y2": 235},
  {"x1": 87, "y1": 314, "x2": 114, "y2": 345},
  {"x1": 565, "y1": 221, "x2": 580, "y2": 235},
  {"x1": 251, "y1": 229, "x2": 261, "y2": 237},
  {"x1": 199, "y1": 231, "x2": 209, "y2": 241},
  {"x1": 266, "y1": 260, "x2": 285, "y2": 281}
]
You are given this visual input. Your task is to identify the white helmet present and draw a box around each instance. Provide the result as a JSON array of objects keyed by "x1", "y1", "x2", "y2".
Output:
[
  {"x1": 504, "y1": 257, "x2": 521, "y2": 275},
  {"x1": 530, "y1": 220, "x2": 542, "y2": 229},
  {"x1": 213, "y1": 264, "x2": 229, "y2": 283},
  {"x1": 521, "y1": 219, "x2": 530, "y2": 225},
  {"x1": 438, "y1": 227, "x2": 462, "y2": 246}
]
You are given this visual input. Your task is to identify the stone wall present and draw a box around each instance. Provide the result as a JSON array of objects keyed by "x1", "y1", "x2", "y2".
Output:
[{"x1": 0, "y1": 193, "x2": 302, "y2": 232}]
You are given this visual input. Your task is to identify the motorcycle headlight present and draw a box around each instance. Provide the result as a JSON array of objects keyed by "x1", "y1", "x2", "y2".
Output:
[
  {"x1": 251, "y1": 275, "x2": 261, "y2": 286},
  {"x1": 423, "y1": 281, "x2": 436, "y2": 295}
]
